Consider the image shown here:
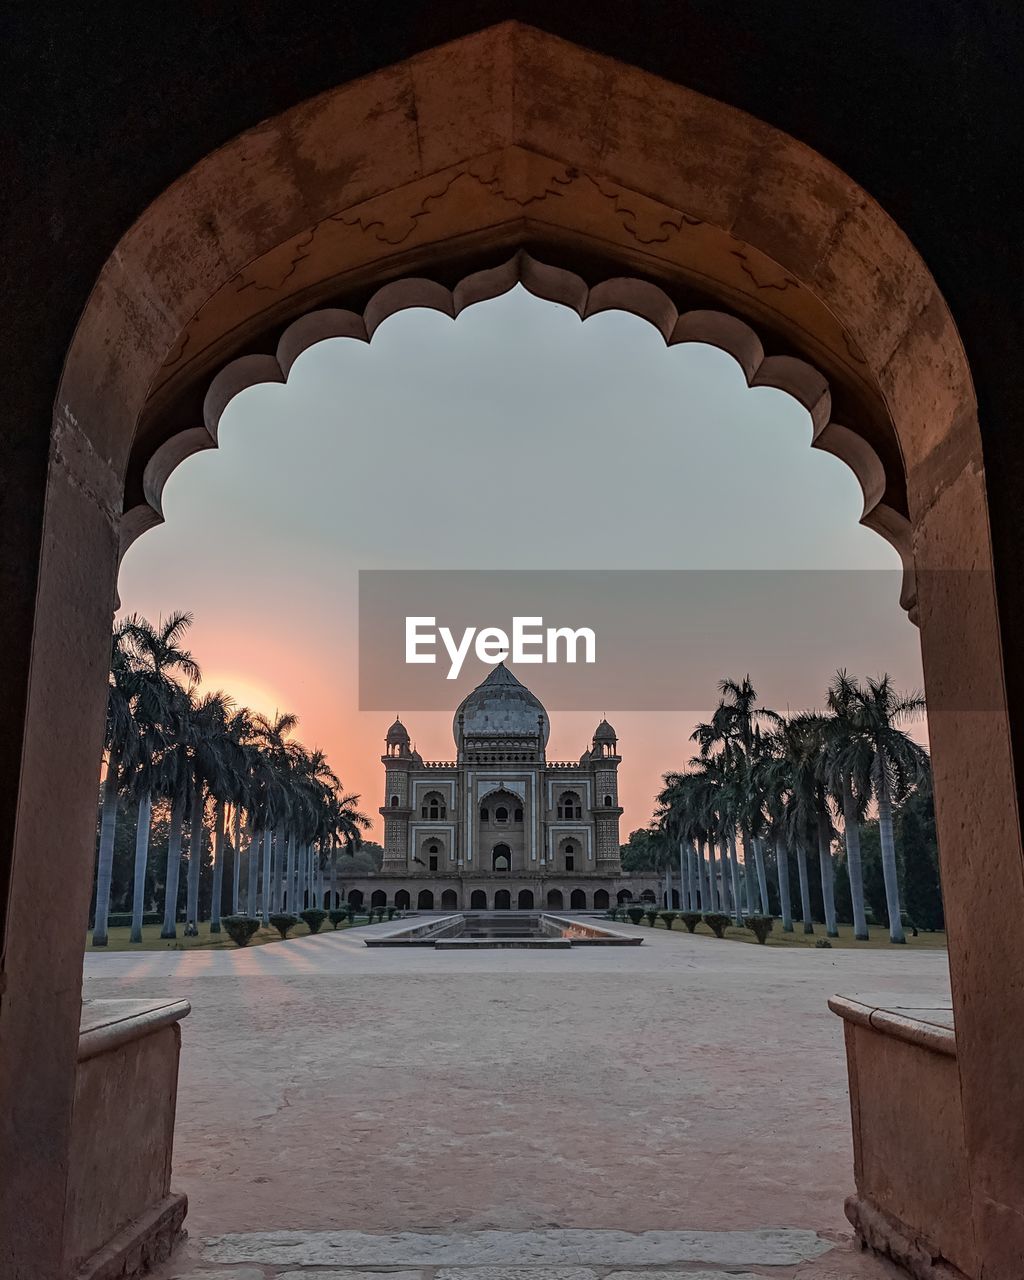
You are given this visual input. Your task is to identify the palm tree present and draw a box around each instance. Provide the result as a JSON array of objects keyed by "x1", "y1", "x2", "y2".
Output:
[
  {"x1": 158, "y1": 686, "x2": 196, "y2": 938},
  {"x1": 852, "y1": 675, "x2": 928, "y2": 943},
  {"x1": 183, "y1": 691, "x2": 239, "y2": 935},
  {"x1": 249, "y1": 711, "x2": 300, "y2": 924},
  {"x1": 92, "y1": 620, "x2": 138, "y2": 946},
  {"x1": 764, "y1": 714, "x2": 825, "y2": 935},
  {"x1": 119, "y1": 612, "x2": 200, "y2": 942},
  {"x1": 825, "y1": 670, "x2": 872, "y2": 940},
  {"x1": 693, "y1": 677, "x2": 781, "y2": 915}
]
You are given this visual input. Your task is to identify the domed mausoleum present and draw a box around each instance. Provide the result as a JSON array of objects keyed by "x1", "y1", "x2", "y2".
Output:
[{"x1": 350, "y1": 664, "x2": 659, "y2": 913}]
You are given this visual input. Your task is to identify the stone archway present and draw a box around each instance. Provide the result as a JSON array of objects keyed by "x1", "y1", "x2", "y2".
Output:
[{"x1": 7, "y1": 21, "x2": 1022, "y2": 1280}]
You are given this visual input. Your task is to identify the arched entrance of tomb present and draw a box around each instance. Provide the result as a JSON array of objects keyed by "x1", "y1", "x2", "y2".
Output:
[
  {"x1": 570, "y1": 889, "x2": 588, "y2": 910},
  {"x1": 470, "y1": 890, "x2": 487, "y2": 910},
  {"x1": 594, "y1": 889, "x2": 610, "y2": 910},
  {"x1": 617, "y1": 889, "x2": 633, "y2": 905},
  {"x1": 8, "y1": 22, "x2": 1022, "y2": 1280},
  {"x1": 347, "y1": 889, "x2": 364, "y2": 910},
  {"x1": 371, "y1": 890, "x2": 387, "y2": 910},
  {"x1": 518, "y1": 889, "x2": 535, "y2": 909},
  {"x1": 395, "y1": 889, "x2": 411, "y2": 910},
  {"x1": 546, "y1": 889, "x2": 564, "y2": 909},
  {"x1": 417, "y1": 890, "x2": 435, "y2": 910},
  {"x1": 441, "y1": 889, "x2": 459, "y2": 911},
  {"x1": 494, "y1": 890, "x2": 512, "y2": 911},
  {"x1": 492, "y1": 844, "x2": 512, "y2": 872}
]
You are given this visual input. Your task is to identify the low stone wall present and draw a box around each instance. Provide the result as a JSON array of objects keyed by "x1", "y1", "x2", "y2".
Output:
[
  {"x1": 363, "y1": 914, "x2": 464, "y2": 946},
  {"x1": 829, "y1": 994, "x2": 975, "y2": 1280},
  {"x1": 66, "y1": 998, "x2": 190, "y2": 1279},
  {"x1": 540, "y1": 914, "x2": 644, "y2": 945}
]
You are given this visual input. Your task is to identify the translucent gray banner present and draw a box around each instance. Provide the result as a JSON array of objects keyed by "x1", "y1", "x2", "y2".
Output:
[{"x1": 358, "y1": 569, "x2": 996, "y2": 712}]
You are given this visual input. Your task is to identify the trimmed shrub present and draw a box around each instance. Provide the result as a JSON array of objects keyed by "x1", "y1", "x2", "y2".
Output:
[
  {"x1": 815, "y1": 937, "x2": 833, "y2": 949},
  {"x1": 745, "y1": 914, "x2": 774, "y2": 944},
  {"x1": 702, "y1": 912, "x2": 731, "y2": 938},
  {"x1": 659, "y1": 911, "x2": 678, "y2": 931},
  {"x1": 300, "y1": 908, "x2": 328, "y2": 934},
  {"x1": 644, "y1": 908, "x2": 658, "y2": 926},
  {"x1": 386, "y1": 905, "x2": 397, "y2": 920},
  {"x1": 605, "y1": 908, "x2": 618, "y2": 921},
  {"x1": 679, "y1": 911, "x2": 701, "y2": 933},
  {"x1": 328, "y1": 908, "x2": 348, "y2": 929},
  {"x1": 223, "y1": 915, "x2": 260, "y2": 948},
  {"x1": 626, "y1": 906, "x2": 645, "y2": 925},
  {"x1": 269, "y1": 912, "x2": 299, "y2": 939}
]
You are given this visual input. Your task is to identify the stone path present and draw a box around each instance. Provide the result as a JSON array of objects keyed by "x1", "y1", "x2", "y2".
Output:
[{"x1": 84, "y1": 919, "x2": 943, "y2": 1280}]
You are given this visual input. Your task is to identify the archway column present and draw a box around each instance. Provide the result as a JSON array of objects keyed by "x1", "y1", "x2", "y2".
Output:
[{"x1": 0, "y1": 436, "x2": 121, "y2": 1278}]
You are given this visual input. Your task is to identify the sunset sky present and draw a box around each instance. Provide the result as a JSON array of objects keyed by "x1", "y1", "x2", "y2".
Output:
[{"x1": 116, "y1": 288, "x2": 923, "y2": 839}]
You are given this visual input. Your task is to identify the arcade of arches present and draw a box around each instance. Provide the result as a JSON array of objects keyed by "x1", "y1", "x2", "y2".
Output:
[{"x1": 3, "y1": 18, "x2": 1024, "y2": 1280}]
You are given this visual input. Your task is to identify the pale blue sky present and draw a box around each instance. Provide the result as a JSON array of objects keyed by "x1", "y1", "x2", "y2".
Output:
[{"x1": 118, "y1": 287, "x2": 922, "y2": 835}]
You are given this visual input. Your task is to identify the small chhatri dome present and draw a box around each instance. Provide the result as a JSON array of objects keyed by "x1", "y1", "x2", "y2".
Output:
[
  {"x1": 594, "y1": 718, "x2": 617, "y2": 741},
  {"x1": 454, "y1": 662, "x2": 550, "y2": 746},
  {"x1": 386, "y1": 717, "x2": 410, "y2": 744}
]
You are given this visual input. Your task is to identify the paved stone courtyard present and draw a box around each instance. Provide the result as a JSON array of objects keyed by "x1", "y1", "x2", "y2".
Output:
[{"x1": 83, "y1": 919, "x2": 949, "y2": 1279}]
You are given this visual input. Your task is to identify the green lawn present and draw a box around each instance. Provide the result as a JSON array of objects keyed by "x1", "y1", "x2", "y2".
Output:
[
  {"x1": 641, "y1": 916, "x2": 947, "y2": 950},
  {"x1": 85, "y1": 917, "x2": 361, "y2": 952}
]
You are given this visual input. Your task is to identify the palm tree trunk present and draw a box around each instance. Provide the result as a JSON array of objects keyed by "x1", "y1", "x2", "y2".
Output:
[
  {"x1": 876, "y1": 760, "x2": 906, "y2": 943},
  {"x1": 720, "y1": 841, "x2": 735, "y2": 915},
  {"x1": 210, "y1": 797, "x2": 226, "y2": 933},
  {"x1": 231, "y1": 806, "x2": 243, "y2": 913},
  {"x1": 841, "y1": 775, "x2": 870, "y2": 940},
  {"x1": 161, "y1": 790, "x2": 187, "y2": 938},
  {"x1": 295, "y1": 844, "x2": 308, "y2": 916},
  {"x1": 271, "y1": 824, "x2": 284, "y2": 916},
  {"x1": 704, "y1": 840, "x2": 717, "y2": 910},
  {"x1": 741, "y1": 832, "x2": 757, "y2": 915},
  {"x1": 685, "y1": 842, "x2": 697, "y2": 910},
  {"x1": 700, "y1": 840, "x2": 714, "y2": 910},
  {"x1": 330, "y1": 837, "x2": 339, "y2": 908},
  {"x1": 727, "y1": 831, "x2": 743, "y2": 925},
  {"x1": 795, "y1": 837, "x2": 813, "y2": 934},
  {"x1": 695, "y1": 839, "x2": 709, "y2": 910},
  {"x1": 92, "y1": 747, "x2": 122, "y2": 946},
  {"x1": 752, "y1": 835, "x2": 770, "y2": 915},
  {"x1": 260, "y1": 828, "x2": 272, "y2": 924},
  {"x1": 185, "y1": 782, "x2": 204, "y2": 935},
  {"x1": 247, "y1": 824, "x2": 261, "y2": 914},
  {"x1": 775, "y1": 833, "x2": 793, "y2": 932},
  {"x1": 818, "y1": 817, "x2": 839, "y2": 937},
  {"x1": 285, "y1": 831, "x2": 297, "y2": 911},
  {"x1": 130, "y1": 789, "x2": 153, "y2": 943}
]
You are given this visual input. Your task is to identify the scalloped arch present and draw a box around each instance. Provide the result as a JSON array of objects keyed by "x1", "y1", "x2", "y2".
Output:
[{"x1": 140, "y1": 252, "x2": 915, "y2": 612}]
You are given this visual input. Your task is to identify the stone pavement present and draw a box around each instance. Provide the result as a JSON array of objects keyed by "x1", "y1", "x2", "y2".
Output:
[{"x1": 83, "y1": 919, "x2": 946, "y2": 1279}]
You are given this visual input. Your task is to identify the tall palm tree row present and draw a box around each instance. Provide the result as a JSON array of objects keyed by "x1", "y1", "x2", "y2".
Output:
[
  {"x1": 90, "y1": 613, "x2": 369, "y2": 945},
  {"x1": 655, "y1": 672, "x2": 929, "y2": 943}
]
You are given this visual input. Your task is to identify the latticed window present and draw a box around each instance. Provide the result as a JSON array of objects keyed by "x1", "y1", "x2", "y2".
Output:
[
  {"x1": 421, "y1": 790, "x2": 446, "y2": 820},
  {"x1": 557, "y1": 791, "x2": 582, "y2": 820}
]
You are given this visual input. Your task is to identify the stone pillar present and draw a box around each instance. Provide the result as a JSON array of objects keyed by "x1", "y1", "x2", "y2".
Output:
[{"x1": 0, "y1": 418, "x2": 121, "y2": 1280}]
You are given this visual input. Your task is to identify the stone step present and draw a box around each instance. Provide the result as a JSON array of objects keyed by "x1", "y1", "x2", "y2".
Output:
[{"x1": 196, "y1": 1227, "x2": 835, "y2": 1270}]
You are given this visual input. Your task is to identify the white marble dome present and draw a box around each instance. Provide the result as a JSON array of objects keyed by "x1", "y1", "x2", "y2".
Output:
[{"x1": 454, "y1": 663, "x2": 550, "y2": 746}]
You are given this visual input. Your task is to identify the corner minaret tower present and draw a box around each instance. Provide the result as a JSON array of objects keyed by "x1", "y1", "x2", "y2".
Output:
[
  {"x1": 591, "y1": 719, "x2": 623, "y2": 869},
  {"x1": 380, "y1": 717, "x2": 413, "y2": 869}
]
